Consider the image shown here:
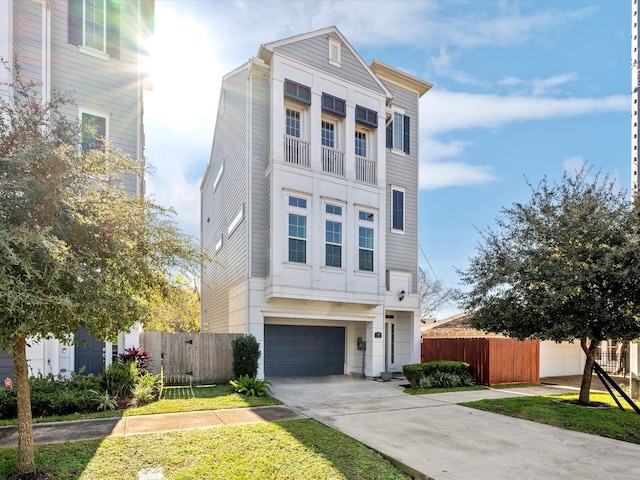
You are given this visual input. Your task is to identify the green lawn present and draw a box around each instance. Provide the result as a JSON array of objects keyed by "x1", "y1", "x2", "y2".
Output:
[{"x1": 460, "y1": 392, "x2": 640, "y2": 444}]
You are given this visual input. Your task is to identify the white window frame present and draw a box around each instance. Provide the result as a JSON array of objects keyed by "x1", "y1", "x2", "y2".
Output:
[
  {"x1": 79, "y1": 107, "x2": 109, "y2": 152},
  {"x1": 213, "y1": 160, "x2": 224, "y2": 192},
  {"x1": 323, "y1": 201, "x2": 344, "y2": 269},
  {"x1": 391, "y1": 185, "x2": 405, "y2": 234},
  {"x1": 355, "y1": 128, "x2": 368, "y2": 158},
  {"x1": 286, "y1": 193, "x2": 310, "y2": 265},
  {"x1": 82, "y1": 0, "x2": 107, "y2": 54},
  {"x1": 357, "y1": 208, "x2": 376, "y2": 273},
  {"x1": 387, "y1": 106, "x2": 407, "y2": 155},
  {"x1": 286, "y1": 107, "x2": 302, "y2": 138},
  {"x1": 328, "y1": 37, "x2": 341, "y2": 67},
  {"x1": 321, "y1": 119, "x2": 336, "y2": 148},
  {"x1": 227, "y1": 204, "x2": 244, "y2": 237},
  {"x1": 214, "y1": 237, "x2": 223, "y2": 253}
]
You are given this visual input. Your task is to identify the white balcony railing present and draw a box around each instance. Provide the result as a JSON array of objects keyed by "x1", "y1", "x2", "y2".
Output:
[
  {"x1": 321, "y1": 145, "x2": 345, "y2": 177},
  {"x1": 356, "y1": 156, "x2": 377, "y2": 185},
  {"x1": 284, "y1": 135, "x2": 310, "y2": 167}
]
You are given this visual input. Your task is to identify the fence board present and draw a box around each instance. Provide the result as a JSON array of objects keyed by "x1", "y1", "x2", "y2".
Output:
[
  {"x1": 421, "y1": 337, "x2": 539, "y2": 385},
  {"x1": 140, "y1": 332, "x2": 243, "y2": 385}
]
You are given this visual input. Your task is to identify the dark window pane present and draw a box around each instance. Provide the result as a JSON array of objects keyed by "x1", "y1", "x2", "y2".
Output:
[
  {"x1": 289, "y1": 239, "x2": 306, "y2": 263},
  {"x1": 326, "y1": 244, "x2": 341, "y2": 267}
]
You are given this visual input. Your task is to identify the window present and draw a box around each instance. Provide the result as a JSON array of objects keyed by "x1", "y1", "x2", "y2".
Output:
[
  {"x1": 355, "y1": 105, "x2": 378, "y2": 128},
  {"x1": 328, "y1": 37, "x2": 341, "y2": 67},
  {"x1": 81, "y1": 111, "x2": 107, "y2": 152},
  {"x1": 321, "y1": 121, "x2": 335, "y2": 148},
  {"x1": 287, "y1": 195, "x2": 308, "y2": 263},
  {"x1": 284, "y1": 79, "x2": 311, "y2": 105},
  {"x1": 325, "y1": 203, "x2": 343, "y2": 268},
  {"x1": 68, "y1": 0, "x2": 120, "y2": 58},
  {"x1": 392, "y1": 187, "x2": 405, "y2": 232},
  {"x1": 227, "y1": 205, "x2": 244, "y2": 236},
  {"x1": 322, "y1": 93, "x2": 346, "y2": 117},
  {"x1": 355, "y1": 131, "x2": 367, "y2": 157},
  {"x1": 213, "y1": 160, "x2": 224, "y2": 191},
  {"x1": 286, "y1": 108, "x2": 301, "y2": 138},
  {"x1": 358, "y1": 210, "x2": 375, "y2": 272},
  {"x1": 386, "y1": 111, "x2": 410, "y2": 154}
]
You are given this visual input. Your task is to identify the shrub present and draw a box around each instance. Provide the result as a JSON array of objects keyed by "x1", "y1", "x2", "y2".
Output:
[
  {"x1": 119, "y1": 346, "x2": 152, "y2": 374},
  {"x1": 402, "y1": 364, "x2": 424, "y2": 389},
  {"x1": 421, "y1": 371, "x2": 466, "y2": 389},
  {"x1": 231, "y1": 335, "x2": 261, "y2": 378},
  {"x1": 90, "y1": 390, "x2": 118, "y2": 411},
  {"x1": 229, "y1": 375, "x2": 272, "y2": 397},
  {"x1": 100, "y1": 361, "x2": 138, "y2": 397},
  {"x1": 0, "y1": 388, "x2": 17, "y2": 419},
  {"x1": 48, "y1": 389, "x2": 95, "y2": 415},
  {"x1": 422, "y1": 361, "x2": 470, "y2": 378},
  {"x1": 130, "y1": 372, "x2": 162, "y2": 406},
  {"x1": 403, "y1": 361, "x2": 472, "y2": 389}
]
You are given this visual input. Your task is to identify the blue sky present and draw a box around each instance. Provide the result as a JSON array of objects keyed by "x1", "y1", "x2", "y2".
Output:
[{"x1": 144, "y1": 1, "x2": 631, "y2": 317}]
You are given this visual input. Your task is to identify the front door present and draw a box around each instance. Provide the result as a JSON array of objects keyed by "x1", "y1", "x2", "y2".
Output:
[
  {"x1": 74, "y1": 328, "x2": 105, "y2": 375},
  {"x1": 385, "y1": 321, "x2": 398, "y2": 372}
]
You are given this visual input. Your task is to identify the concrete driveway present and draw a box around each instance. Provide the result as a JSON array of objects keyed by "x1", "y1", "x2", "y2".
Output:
[{"x1": 269, "y1": 376, "x2": 640, "y2": 480}]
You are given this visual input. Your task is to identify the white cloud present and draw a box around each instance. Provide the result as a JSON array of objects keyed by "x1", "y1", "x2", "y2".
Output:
[
  {"x1": 420, "y1": 160, "x2": 497, "y2": 190},
  {"x1": 562, "y1": 156, "x2": 586, "y2": 173},
  {"x1": 531, "y1": 72, "x2": 578, "y2": 96}
]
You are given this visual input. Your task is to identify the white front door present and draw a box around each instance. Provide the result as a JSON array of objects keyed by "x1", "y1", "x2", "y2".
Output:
[{"x1": 385, "y1": 321, "x2": 398, "y2": 372}]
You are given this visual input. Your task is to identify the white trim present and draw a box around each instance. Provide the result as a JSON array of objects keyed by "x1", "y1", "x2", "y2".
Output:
[
  {"x1": 323, "y1": 200, "x2": 345, "y2": 269},
  {"x1": 328, "y1": 36, "x2": 341, "y2": 67},
  {"x1": 213, "y1": 160, "x2": 224, "y2": 191},
  {"x1": 214, "y1": 237, "x2": 223, "y2": 253},
  {"x1": 227, "y1": 204, "x2": 244, "y2": 237},
  {"x1": 83, "y1": 0, "x2": 107, "y2": 53},
  {"x1": 79, "y1": 107, "x2": 110, "y2": 150},
  {"x1": 78, "y1": 45, "x2": 110, "y2": 61}
]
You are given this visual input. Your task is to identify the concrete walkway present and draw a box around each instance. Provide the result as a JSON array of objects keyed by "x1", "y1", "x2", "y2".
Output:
[{"x1": 269, "y1": 376, "x2": 640, "y2": 480}]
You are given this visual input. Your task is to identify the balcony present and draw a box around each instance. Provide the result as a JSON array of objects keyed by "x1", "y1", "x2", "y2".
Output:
[
  {"x1": 321, "y1": 146, "x2": 345, "y2": 177},
  {"x1": 356, "y1": 156, "x2": 377, "y2": 185},
  {"x1": 284, "y1": 135, "x2": 310, "y2": 167}
]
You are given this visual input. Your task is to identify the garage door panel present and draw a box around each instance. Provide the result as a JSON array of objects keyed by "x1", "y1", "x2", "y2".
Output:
[{"x1": 265, "y1": 325, "x2": 345, "y2": 376}]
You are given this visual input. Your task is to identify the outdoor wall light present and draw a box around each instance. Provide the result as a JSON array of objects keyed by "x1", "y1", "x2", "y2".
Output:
[{"x1": 399, "y1": 290, "x2": 406, "y2": 301}]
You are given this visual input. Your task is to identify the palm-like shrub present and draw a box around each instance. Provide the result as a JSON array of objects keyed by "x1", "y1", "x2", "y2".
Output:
[{"x1": 229, "y1": 375, "x2": 272, "y2": 397}]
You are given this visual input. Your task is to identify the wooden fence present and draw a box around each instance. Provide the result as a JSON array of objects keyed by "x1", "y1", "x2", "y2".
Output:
[
  {"x1": 140, "y1": 332, "x2": 243, "y2": 385},
  {"x1": 421, "y1": 337, "x2": 540, "y2": 385}
]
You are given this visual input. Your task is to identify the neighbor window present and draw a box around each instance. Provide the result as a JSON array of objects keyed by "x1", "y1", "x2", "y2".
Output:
[
  {"x1": 321, "y1": 121, "x2": 335, "y2": 148},
  {"x1": 391, "y1": 186, "x2": 405, "y2": 233},
  {"x1": 386, "y1": 110, "x2": 410, "y2": 154},
  {"x1": 81, "y1": 111, "x2": 108, "y2": 152},
  {"x1": 68, "y1": 0, "x2": 120, "y2": 58},
  {"x1": 358, "y1": 209, "x2": 375, "y2": 272},
  {"x1": 287, "y1": 195, "x2": 308, "y2": 263},
  {"x1": 324, "y1": 203, "x2": 343, "y2": 268},
  {"x1": 355, "y1": 130, "x2": 367, "y2": 157},
  {"x1": 286, "y1": 108, "x2": 301, "y2": 138}
]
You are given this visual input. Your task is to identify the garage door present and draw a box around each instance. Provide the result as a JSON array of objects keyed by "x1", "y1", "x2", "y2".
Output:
[{"x1": 264, "y1": 325, "x2": 345, "y2": 376}]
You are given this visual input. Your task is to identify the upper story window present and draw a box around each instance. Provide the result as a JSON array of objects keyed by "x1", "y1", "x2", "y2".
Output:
[
  {"x1": 328, "y1": 37, "x2": 341, "y2": 67},
  {"x1": 355, "y1": 130, "x2": 367, "y2": 157},
  {"x1": 68, "y1": 0, "x2": 120, "y2": 58},
  {"x1": 321, "y1": 121, "x2": 335, "y2": 148},
  {"x1": 284, "y1": 79, "x2": 311, "y2": 105},
  {"x1": 391, "y1": 186, "x2": 405, "y2": 233},
  {"x1": 386, "y1": 109, "x2": 410, "y2": 154},
  {"x1": 286, "y1": 108, "x2": 301, "y2": 138},
  {"x1": 322, "y1": 93, "x2": 346, "y2": 117},
  {"x1": 324, "y1": 203, "x2": 343, "y2": 268},
  {"x1": 357, "y1": 209, "x2": 376, "y2": 272},
  {"x1": 287, "y1": 194, "x2": 309, "y2": 264},
  {"x1": 80, "y1": 109, "x2": 108, "y2": 152}
]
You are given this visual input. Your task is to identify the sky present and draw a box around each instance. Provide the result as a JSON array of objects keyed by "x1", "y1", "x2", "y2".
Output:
[{"x1": 143, "y1": 0, "x2": 632, "y2": 318}]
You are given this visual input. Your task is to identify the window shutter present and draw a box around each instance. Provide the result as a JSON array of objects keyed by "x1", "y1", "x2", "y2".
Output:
[
  {"x1": 68, "y1": 0, "x2": 83, "y2": 46},
  {"x1": 403, "y1": 115, "x2": 410, "y2": 154},
  {"x1": 284, "y1": 79, "x2": 312, "y2": 105},
  {"x1": 356, "y1": 105, "x2": 378, "y2": 128},
  {"x1": 322, "y1": 93, "x2": 346, "y2": 117},
  {"x1": 386, "y1": 115, "x2": 393, "y2": 148},
  {"x1": 106, "y1": 0, "x2": 120, "y2": 58}
]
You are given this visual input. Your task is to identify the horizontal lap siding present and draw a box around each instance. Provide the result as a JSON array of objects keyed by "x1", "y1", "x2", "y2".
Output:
[
  {"x1": 13, "y1": 2, "x2": 43, "y2": 86},
  {"x1": 383, "y1": 82, "x2": 419, "y2": 292},
  {"x1": 201, "y1": 69, "x2": 250, "y2": 333},
  {"x1": 274, "y1": 37, "x2": 385, "y2": 95}
]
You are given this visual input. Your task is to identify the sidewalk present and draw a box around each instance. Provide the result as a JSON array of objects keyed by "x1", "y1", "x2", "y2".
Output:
[{"x1": 0, "y1": 405, "x2": 305, "y2": 448}]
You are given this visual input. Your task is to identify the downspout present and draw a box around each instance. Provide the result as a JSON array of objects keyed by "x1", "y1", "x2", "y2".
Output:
[{"x1": 41, "y1": 0, "x2": 51, "y2": 104}]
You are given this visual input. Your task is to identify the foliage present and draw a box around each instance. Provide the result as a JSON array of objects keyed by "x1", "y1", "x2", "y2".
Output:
[
  {"x1": 0, "y1": 388, "x2": 17, "y2": 418},
  {"x1": 100, "y1": 362, "x2": 138, "y2": 398},
  {"x1": 457, "y1": 167, "x2": 640, "y2": 404},
  {"x1": 229, "y1": 375, "x2": 273, "y2": 397},
  {"x1": 130, "y1": 372, "x2": 162, "y2": 406},
  {"x1": 89, "y1": 390, "x2": 118, "y2": 411},
  {"x1": 0, "y1": 67, "x2": 202, "y2": 474},
  {"x1": 418, "y1": 267, "x2": 455, "y2": 321},
  {"x1": 144, "y1": 275, "x2": 201, "y2": 333},
  {"x1": 119, "y1": 346, "x2": 152, "y2": 374},
  {"x1": 231, "y1": 335, "x2": 261, "y2": 378},
  {"x1": 403, "y1": 361, "x2": 471, "y2": 389}
]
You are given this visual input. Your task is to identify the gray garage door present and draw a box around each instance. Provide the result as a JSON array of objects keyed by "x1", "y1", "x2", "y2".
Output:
[
  {"x1": 264, "y1": 325, "x2": 345, "y2": 376},
  {"x1": 0, "y1": 351, "x2": 13, "y2": 382}
]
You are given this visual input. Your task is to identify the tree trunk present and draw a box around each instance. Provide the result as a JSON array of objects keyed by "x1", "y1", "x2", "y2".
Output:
[
  {"x1": 579, "y1": 338, "x2": 599, "y2": 405},
  {"x1": 13, "y1": 334, "x2": 35, "y2": 475}
]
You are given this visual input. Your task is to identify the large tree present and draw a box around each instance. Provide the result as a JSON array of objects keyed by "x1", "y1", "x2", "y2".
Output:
[
  {"x1": 145, "y1": 275, "x2": 201, "y2": 333},
  {"x1": 457, "y1": 168, "x2": 640, "y2": 405},
  {"x1": 0, "y1": 72, "x2": 201, "y2": 476}
]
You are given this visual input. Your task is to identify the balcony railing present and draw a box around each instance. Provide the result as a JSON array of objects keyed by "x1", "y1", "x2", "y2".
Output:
[
  {"x1": 284, "y1": 135, "x2": 310, "y2": 167},
  {"x1": 356, "y1": 156, "x2": 377, "y2": 185},
  {"x1": 321, "y1": 145, "x2": 345, "y2": 177}
]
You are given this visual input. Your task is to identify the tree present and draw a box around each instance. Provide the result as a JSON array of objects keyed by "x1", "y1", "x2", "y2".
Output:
[
  {"x1": 457, "y1": 168, "x2": 640, "y2": 405},
  {"x1": 0, "y1": 71, "x2": 201, "y2": 477},
  {"x1": 418, "y1": 267, "x2": 455, "y2": 322},
  {"x1": 145, "y1": 275, "x2": 201, "y2": 333}
]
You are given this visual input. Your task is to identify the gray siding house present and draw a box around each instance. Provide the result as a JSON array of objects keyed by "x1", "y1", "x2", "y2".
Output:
[
  {"x1": 201, "y1": 26, "x2": 431, "y2": 378},
  {"x1": 0, "y1": 0, "x2": 154, "y2": 380}
]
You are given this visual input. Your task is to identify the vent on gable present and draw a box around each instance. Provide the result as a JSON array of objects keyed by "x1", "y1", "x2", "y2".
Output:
[
  {"x1": 284, "y1": 79, "x2": 311, "y2": 105},
  {"x1": 328, "y1": 36, "x2": 341, "y2": 67},
  {"x1": 355, "y1": 105, "x2": 378, "y2": 128},
  {"x1": 322, "y1": 93, "x2": 346, "y2": 117}
]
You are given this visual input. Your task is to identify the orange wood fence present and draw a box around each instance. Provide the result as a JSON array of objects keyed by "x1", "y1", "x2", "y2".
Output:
[{"x1": 421, "y1": 337, "x2": 540, "y2": 385}]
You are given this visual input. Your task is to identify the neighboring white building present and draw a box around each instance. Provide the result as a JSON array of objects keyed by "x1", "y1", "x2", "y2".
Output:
[
  {"x1": 200, "y1": 27, "x2": 432, "y2": 378},
  {"x1": 0, "y1": 0, "x2": 154, "y2": 380}
]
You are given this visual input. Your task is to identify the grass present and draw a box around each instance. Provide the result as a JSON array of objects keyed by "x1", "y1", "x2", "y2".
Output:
[
  {"x1": 0, "y1": 385, "x2": 281, "y2": 427},
  {"x1": 0, "y1": 419, "x2": 410, "y2": 479},
  {"x1": 460, "y1": 392, "x2": 640, "y2": 444},
  {"x1": 403, "y1": 383, "x2": 541, "y2": 395}
]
